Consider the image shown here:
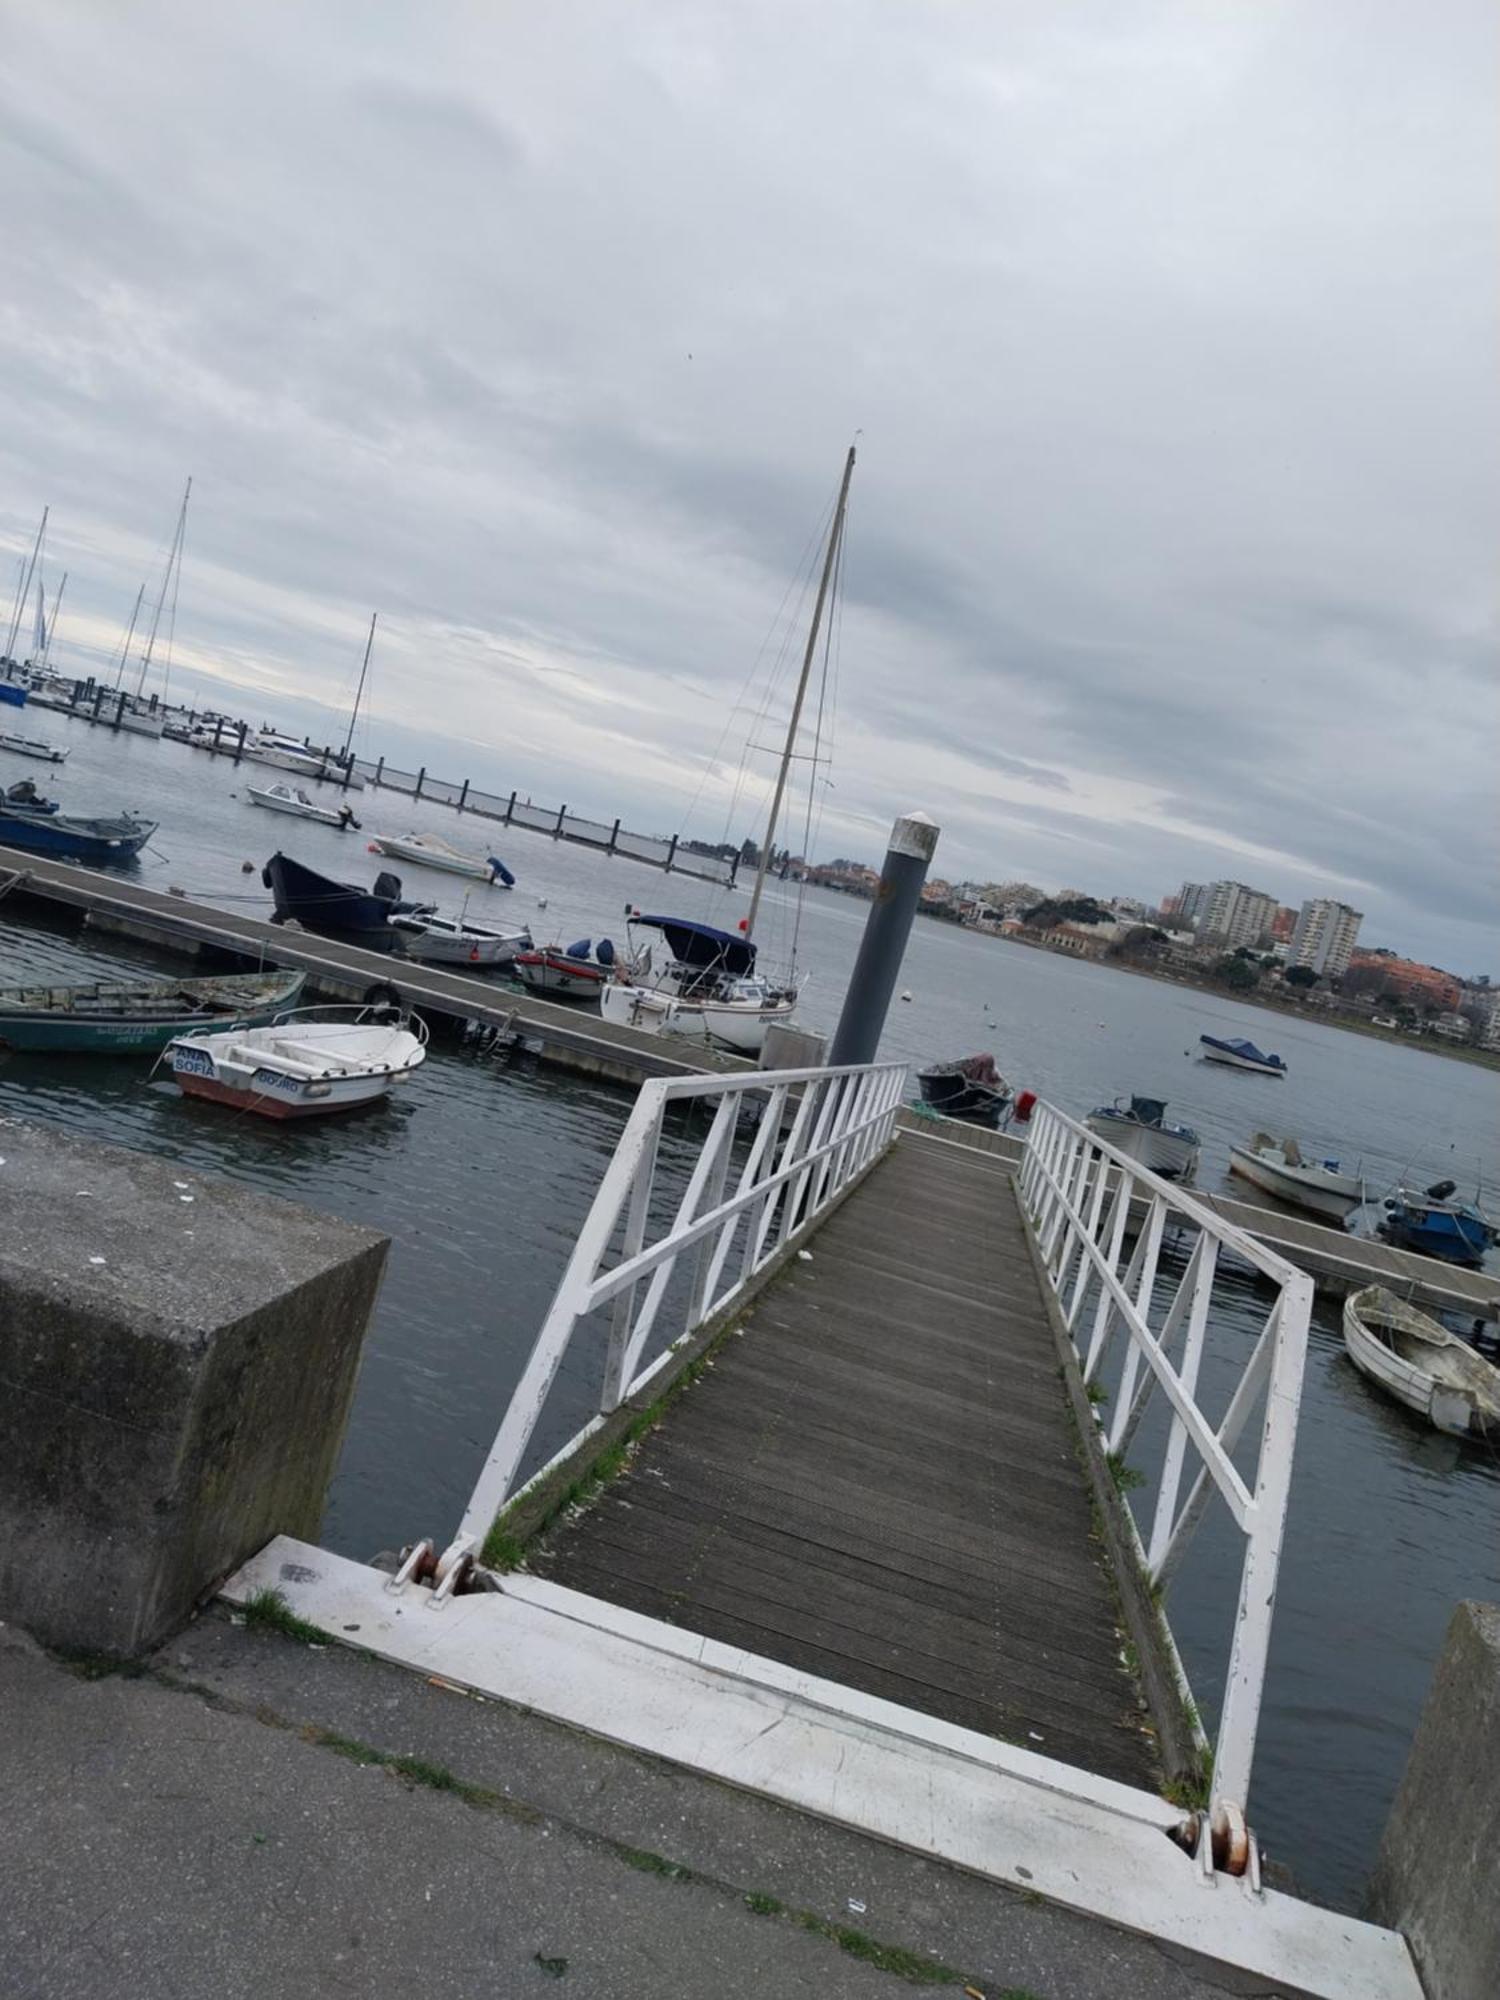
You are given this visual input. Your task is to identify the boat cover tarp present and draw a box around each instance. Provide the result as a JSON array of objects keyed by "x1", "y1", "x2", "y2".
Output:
[
  {"x1": 1202, "y1": 1035, "x2": 1283, "y2": 1066},
  {"x1": 635, "y1": 915, "x2": 757, "y2": 977}
]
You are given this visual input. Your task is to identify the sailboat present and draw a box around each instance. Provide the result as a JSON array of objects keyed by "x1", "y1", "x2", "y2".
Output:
[
  {"x1": 116, "y1": 479, "x2": 192, "y2": 736},
  {"x1": 600, "y1": 446, "x2": 856, "y2": 1057}
]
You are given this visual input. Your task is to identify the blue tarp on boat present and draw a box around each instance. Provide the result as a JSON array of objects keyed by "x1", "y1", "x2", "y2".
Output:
[{"x1": 634, "y1": 915, "x2": 757, "y2": 978}]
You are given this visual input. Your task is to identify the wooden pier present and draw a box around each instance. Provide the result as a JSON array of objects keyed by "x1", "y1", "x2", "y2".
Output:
[
  {"x1": 903, "y1": 1117, "x2": 1499, "y2": 1320},
  {"x1": 531, "y1": 1129, "x2": 1162, "y2": 1790},
  {"x1": 0, "y1": 846, "x2": 742, "y2": 1089}
]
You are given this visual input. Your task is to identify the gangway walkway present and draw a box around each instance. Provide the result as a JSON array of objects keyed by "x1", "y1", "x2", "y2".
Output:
[{"x1": 533, "y1": 1130, "x2": 1158, "y2": 1786}]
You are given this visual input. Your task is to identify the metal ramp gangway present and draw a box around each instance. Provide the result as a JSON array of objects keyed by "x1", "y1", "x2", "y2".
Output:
[{"x1": 229, "y1": 1058, "x2": 1421, "y2": 2000}]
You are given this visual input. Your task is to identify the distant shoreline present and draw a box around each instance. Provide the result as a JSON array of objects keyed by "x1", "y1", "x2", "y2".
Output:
[{"x1": 979, "y1": 931, "x2": 1500, "y2": 1076}]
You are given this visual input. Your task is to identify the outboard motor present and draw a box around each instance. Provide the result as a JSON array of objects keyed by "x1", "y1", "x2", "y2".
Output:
[
  {"x1": 488, "y1": 857, "x2": 516, "y2": 886},
  {"x1": 595, "y1": 937, "x2": 615, "y2": 968},
  {"x1": 372, "y1": 870, "x2": 403, "y2": 905},
  {"x1": 1424, "y1": 1178, "x2": 1457, "y2": 1203}
]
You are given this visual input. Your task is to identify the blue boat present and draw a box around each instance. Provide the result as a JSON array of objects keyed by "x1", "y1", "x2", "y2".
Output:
[
  {"x1": 263, "y1": 851, "x2": 434, "y2": 952},
  {"x1": 0, "y1": 682, "x2": 26, "y2": 708},
  {"x1": 0, "y1": 802, "x2": 155, "y2": 864},
  {"x1": 1380, "y1": 1182, "x2": 1496, "y2": 1268},
  {"x1": 1199, "y1": 1034, "x2": 1287, "y2": 1077}
]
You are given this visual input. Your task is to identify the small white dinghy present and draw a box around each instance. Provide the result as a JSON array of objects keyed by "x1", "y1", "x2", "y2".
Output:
[
  {"x1": 390, "y1": 911, "x2": 532, "y2": 967},
  {"x1": 165, "y1": 1006, "x2": 427, "y2": 1120},
  {"x1": 1229, "y1": 1134, "x2": 1364, "y2": 1223},
  {"x1": 1343, "y1": 1285, "x2": 1500, "y2": 1442},
  {"x1": 247, "y1": 780, "x2": 359, "y2": 828}
]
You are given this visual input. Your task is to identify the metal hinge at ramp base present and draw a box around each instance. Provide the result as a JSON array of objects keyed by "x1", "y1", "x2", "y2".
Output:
[{"x1": 221, "y1": 1537, "x2": 1421, "y2": 2000}]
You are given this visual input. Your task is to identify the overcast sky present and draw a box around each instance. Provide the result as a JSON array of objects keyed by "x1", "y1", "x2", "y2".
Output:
[{"x1": 2, "y1": 2, "x2": 1494, "y2": 969}]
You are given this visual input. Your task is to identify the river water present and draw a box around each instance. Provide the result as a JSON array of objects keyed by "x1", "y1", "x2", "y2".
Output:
[{"x1": 3, "y1": 708, "x2": 1498, "y2": 1912}]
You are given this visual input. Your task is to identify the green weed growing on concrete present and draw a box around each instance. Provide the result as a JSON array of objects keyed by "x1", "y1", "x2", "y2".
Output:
[{"x1": 243, "y1": 1588, "x2": 327, "y2": 1646}]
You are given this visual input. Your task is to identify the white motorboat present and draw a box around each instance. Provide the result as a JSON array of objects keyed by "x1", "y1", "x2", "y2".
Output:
[
  {"x1": 1199, "y1": 1034, "x2": 1287, "y2": 1077},
  {"x1": 600, "y1": 969, "x2": 798, "y2": 1055},
  {"x1": 1085, "y1": 1095, "x2": 1201, "y2": 1182},
  {"x1": 244, "y1": 735, "x2": 330, "y2": 779},
  {"x1": 1343, "y1": 1286, "x2": 1500, "y2": 1441},
  {"x1": 370, "y1": 829, "x2": 515, "y2": 883},
  {"x1": 247, "y1": 781, "x2": 359, "y2": 828},
  {"x1": 391, "y1": 911, "x2": 532, "y2": 967},
  {"x1": 0, "y1": 731, "x2": 66, "y2": 762},
  {"x1": 165, "y1": 1006, "x2": 427, "y2": 1120},
  {"x1": 1228, "y1": 1135, "x2": 1364, "y2": 1222}
]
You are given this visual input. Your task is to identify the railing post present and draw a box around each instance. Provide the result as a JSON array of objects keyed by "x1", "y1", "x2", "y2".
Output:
[
  {"x1": 457, "y1": 780, "x2": 469, "y2": 811},
  {"x1": 608, "y1": 818, "x2": 620, "y2": 854},
  {"x1": 374, "y1": 755, "x2": 384, "y2": 785},
  {"x1": 1211, "y1": 1277, "x2": 1312, "y2": 1812},
  {"x1": 1108, "y1": 1196, "x2": 1166, "y2": 1453},
  {"x1": 665, "y1": 834, "x2": 678, "y2": 872},
  {"x1": 1147, "y1": 1237, "x2": 1219, "y2": 1572},
  {"x1": 414, "y1": 766, "x2": 426, "y2": 798},
  {"x1": 555, "y1": 804, "x2": 567, "y2": 836},
  {"x1": 601, "y1": 1114, "x2": 662, "y2": 1413}
]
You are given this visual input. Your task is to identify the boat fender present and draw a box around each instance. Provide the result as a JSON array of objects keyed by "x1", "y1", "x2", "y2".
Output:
[
  {"x1": 1013, "y1": 1089, "x2": 1038, "y2": 1123},
  {"x1": 362, "y1": 980, "x2": 402, "y2": 1014}
]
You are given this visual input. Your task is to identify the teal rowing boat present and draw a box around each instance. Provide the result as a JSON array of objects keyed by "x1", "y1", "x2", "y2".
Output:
[{"x1": 0, "y1": 967, "x2": 307, "y2": 1053}]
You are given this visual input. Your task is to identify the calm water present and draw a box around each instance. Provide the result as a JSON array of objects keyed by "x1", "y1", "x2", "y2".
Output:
[{"x1": 3, "y1": 709, "x2": 1498, "y2": 1911}]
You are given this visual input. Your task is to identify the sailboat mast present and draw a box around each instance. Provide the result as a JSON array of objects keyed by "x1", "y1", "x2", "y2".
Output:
[
  {"x1": 44, "y1": 571, "x2": 66, "y2": 667},
  {"x1": 744, "y1": 444, "x2": 856, "y2": 940},
  {"x1": 135, "y1": 477, "x2": 191, "y2": 698},
  {"x1": 5, "y1": 506, "x2": 48, "y2": 663},
  {"x1": 113, "y1": 585, "x2": 146, "y2": 689},
  {"x1": 343, "y1": 611, "x2": 377, "y2": 757}
]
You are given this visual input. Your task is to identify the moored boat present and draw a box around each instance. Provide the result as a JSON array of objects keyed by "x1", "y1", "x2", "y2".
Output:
[
  {"x1": 513, "y1": 939, "x2": 622, "y2": 1001},
  {"x1": 0, "y1": 731, "x2": 66, "y2": 762},
  {"x1": 599, "y1": 914, "x2": 798, "y2": 1055},
  {"x1": 1085, "y1": 1096, "x2": 1201, "y2": 1182},
  {"x1": 916, "y1": 1054, "x2": 1012, "y2": 1126},
  {"x1": 248, "y1": 781, "x2": 359, "y2": 828},
  {"x1": 1199, "y1": 1035, "x2": 1287, "y2": 1076},
  {"x1": 1228, "y1": 1135, "x2": 1365, "y2": 1223},
  {"x1": 370, "y1": 829, "x2": 514, "y2": 882},
  {"x1": 165, "y1": 1006, "x2": 427, "y2": 1120},
  {"x1": 1343, "y1": 1285, "x2": 1500, "y2": 1440},
  {"x1": 0, "y1": 967, "x2": 306, "y2": 1053},
  {"x1": 1378, "y1": 1181, "x2": 1495, "y2": 1267},
  {"x1": 390, "y1": 911, "x2": 532, "y2": 967},
  {"x1": 262, "y1": 851, "x2": 433, "y2": 949},
  {"x1": 0, "y1": 802, "x2": 156, "y2": 864}
]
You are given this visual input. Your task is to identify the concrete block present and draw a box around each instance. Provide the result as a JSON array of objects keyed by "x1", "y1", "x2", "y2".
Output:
[
  {"x1": 1368, "y1": 1599, "x2": 1500, "y2": 1999},
  {"x1": 0, "y1": 1117, "x2": 388, "y2": 1656}
]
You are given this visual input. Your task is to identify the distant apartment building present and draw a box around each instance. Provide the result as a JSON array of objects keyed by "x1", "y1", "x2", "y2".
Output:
[
  {"x1": 1170, "y1": 881, "x2": 1209, "y2": 925},
  {"x1": 1479, "y1": 995, "x2": 1500, "y2": 1052},
  {"x1": 1347, "y1": 950, "x2": 1460, "y2": 1011},
  {"x1": 1287, "y1": 899, "x2": 1363, "y2": 980},
  {"x1": 1197, "y1": 880, "x2": 1277, "y2": 948},
  {"x1": 1270, "y1": 905, "x2": 1298, "y2": 942}
]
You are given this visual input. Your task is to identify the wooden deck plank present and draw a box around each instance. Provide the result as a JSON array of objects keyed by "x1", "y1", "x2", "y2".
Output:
[{"x1": 534, "y1": 1137, "x2": 1159, "y2": 1792}]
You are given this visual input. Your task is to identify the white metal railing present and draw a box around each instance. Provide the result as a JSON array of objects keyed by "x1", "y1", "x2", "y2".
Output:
[
  {"x1": 456, "y1": 1058, "x2": 907, "y2": 1553},
  {"x1": 1018, "y1": 1100, "x2": 1313, "y2": 1819}
]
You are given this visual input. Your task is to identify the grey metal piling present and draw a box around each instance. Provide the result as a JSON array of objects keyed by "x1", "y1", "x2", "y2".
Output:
[{"x1": 826, "y1": 811, "x2": 939, "y2": 1067}]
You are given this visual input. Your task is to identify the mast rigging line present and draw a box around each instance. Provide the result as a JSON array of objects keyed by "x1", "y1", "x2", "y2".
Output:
[{"x1": 745, "y1": 443, "x2": 856, "y2": 941}]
